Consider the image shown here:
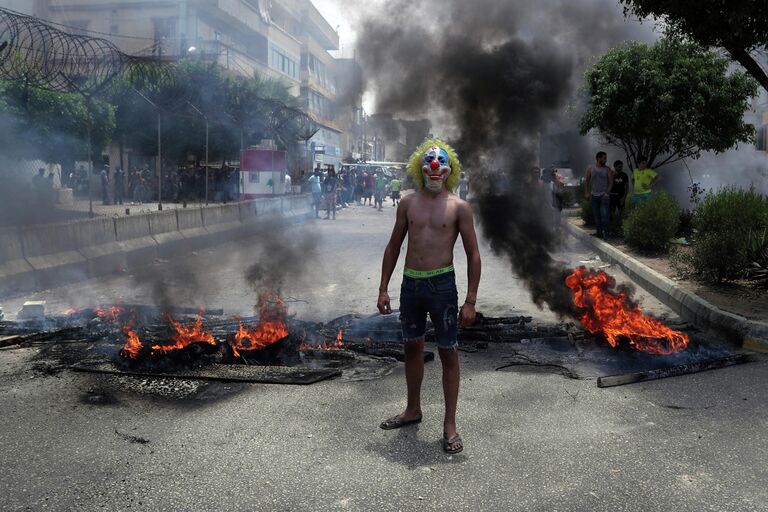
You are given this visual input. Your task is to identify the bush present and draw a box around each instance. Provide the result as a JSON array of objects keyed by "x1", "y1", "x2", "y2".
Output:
[
  {"x1": 622, "y1": 192, "x2": 680, "y2": 253},
  {"x1": 691, "y1": 187, "x2": 768, "y2": 282},
  {"x1": 745, "y1": 229, "x2": 768, "y2": 288},
  {"x1": 677, "y1": 209, "x2": 695, "y2": 238}
]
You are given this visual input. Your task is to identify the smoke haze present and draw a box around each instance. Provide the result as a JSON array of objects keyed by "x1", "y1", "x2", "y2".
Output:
[{"x1": 353, "y1": 0, "x2": 655, "y2": 315}]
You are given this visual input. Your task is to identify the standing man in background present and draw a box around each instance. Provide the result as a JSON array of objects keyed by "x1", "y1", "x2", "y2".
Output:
[
  {"x1": 631, "y1": 155, "x2": 660, "y2": 203},
  {"x1": 309, "y1": 169, "x2": 322, "y2": 218},
  {"x1": 584, "y1": 151, "x2": 614, "y2": 239},
  {"x1": 609, "y1": 160, "x2": 629, "y2": 216},
  {"x1": 114, "y1": 167, "x2": 125, "y2": 205},
  {"x1": 100, "y1": 165, "x2": 110, "y2": 205},
  {"x1": 458, "y1": 172, "x2": 469, "y2": 200},
  {"x1": 389, "y1": 175, "x2": 401, "y2": 206}
]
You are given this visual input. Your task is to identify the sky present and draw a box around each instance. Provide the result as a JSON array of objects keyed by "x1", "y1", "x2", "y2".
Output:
[{"x1": 311, "y1": 0, "x2": 357, "y2": 57}]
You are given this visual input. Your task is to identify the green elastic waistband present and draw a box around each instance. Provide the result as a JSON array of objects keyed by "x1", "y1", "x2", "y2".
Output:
[{"x1": 403, "y1": 265, "x2": 455, "y2": 279}]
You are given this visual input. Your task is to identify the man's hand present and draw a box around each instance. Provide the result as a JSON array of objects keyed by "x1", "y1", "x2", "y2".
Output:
[
  {"x1": 459, "y1": 302, "x2": 476, "y2": 327},
  {"x1": 377, "y1": 291, "x2": 392, "y2": 315}
]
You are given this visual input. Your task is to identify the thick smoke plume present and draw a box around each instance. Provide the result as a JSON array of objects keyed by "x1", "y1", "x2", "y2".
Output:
[{"x1": 355, "y1": 0, "x2": 653, "y2": 316}]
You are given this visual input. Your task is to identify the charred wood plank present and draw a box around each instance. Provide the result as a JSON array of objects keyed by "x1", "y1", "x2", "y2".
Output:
[
  {"x1": 71, "y1": 362, "x2": 341, "y2": 385},
  {"x1": 597, "y1": 353, "x2": 757, "y2": 388},
  {"x1": 0, "y1": 327, "x2": 83, "y2": 347}
]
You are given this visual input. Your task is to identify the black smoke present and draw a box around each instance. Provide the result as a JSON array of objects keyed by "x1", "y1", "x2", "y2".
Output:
[{"x1": 354, "y1": 0, "x2": 654, "y2": 315}]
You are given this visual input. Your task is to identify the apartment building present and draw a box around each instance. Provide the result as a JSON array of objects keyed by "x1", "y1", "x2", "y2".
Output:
[{"x1": 26, "y1": 0, "x2": 349, "y2": 174}]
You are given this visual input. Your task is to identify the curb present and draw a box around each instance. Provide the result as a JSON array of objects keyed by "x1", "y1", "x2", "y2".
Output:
[{"x1": 564, "y1": 222, "x2": 768, "y2": 352}]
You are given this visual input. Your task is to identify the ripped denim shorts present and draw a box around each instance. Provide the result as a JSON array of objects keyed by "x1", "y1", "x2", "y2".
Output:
[{"x1": 399, "y1": 271, "x2": 458, "y2": 349}]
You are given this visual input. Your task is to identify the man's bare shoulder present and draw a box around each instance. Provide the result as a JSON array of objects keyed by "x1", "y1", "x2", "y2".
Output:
[{"x1": 448, "y1": 193, "x2": 471, "y2": 210}]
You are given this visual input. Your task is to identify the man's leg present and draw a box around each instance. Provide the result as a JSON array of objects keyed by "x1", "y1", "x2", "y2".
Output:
[
  {"x1": 403, "y1": 338, "x2": 425, "y2": 418},
  {"x1": 439, "y1": 346, "x2": 460, "y2": 443},
  {"x1": 601, "y1": 196, "x2": 611, "y2": 237}
]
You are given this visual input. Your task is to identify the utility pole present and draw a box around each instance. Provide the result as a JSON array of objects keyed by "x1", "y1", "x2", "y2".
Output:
[
  {"x1": 187, "y1": 101, "x2": 209, "y2": 204},
  {"x1": 157, "y1": 112, "x2": 163, "y2": 210}
]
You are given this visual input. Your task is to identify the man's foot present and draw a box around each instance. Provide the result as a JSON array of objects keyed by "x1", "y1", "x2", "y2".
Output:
[
  {"x1": 591, "y1": 232, "x2": 603, "y2": 238},
  {"x1": 379, "y1": 413, "x2": 422, "y2": 430},
  {"x1": 442, "y1": 433, "x2": 463, "y2": 454}
]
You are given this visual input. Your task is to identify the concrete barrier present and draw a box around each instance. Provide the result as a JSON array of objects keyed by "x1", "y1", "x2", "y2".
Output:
[
  {"x1": 202, "y1": 204, "x2": 244, "y2": 241},
  {"x1": 114, "y1": 215, "x2": 157, "y2": 266},
  {"x1": 20, "y1": 222, "x2": 88, "y2": 289},
  {"x1": 73, "y1": 217, "x2": 125, "y2": 278},
  {"x1": 148, "y1": 210, "x2": 186, "y2": 258},
  {"x1": 0, "y1": 199, "x2": 312, "y2": 299},
  {"x1": 176, "y1": 207, "x2": 208, "y2": 249},
  {"x1": 0, "y1": 227, "x2": 35, "y2": 296}
]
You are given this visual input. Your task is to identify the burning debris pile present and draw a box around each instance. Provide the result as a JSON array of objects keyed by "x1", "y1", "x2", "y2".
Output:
[
  {"x1": 565, "y1": 267, "x2": 690, "y2": 355},
  {"x1": 1, "y1": 266, "x2": 754, "y2": 389}
]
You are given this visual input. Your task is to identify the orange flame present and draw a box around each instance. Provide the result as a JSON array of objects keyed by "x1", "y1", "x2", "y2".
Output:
[
  {"x1": 229, "y1": 291, "x2": 289, "y2": 357},
  {"x1": 300, "y1": 328, "x2": 344, "y2": 351},
  {"x1": 120, "y1": 325, "x2": 143, "y2": 359},
  {"x1": 150, "y1": 310, "x2": 216, "y2": 355},
  {"x1": 94, "y1": 306, "x2": 123, "y2": 322},
  {"x1": 565, "y1": 266, "x2": 689, "y2": 355}
]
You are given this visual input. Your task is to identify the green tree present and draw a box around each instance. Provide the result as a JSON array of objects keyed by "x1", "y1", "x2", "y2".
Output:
[
  {"x1": 580, "y1": 38, "x2": 757, "y2": 169},
  {"x1": 110, "y1": 61, "x2": 305, "y2": 166},
  {"x1": 621, "y1": 1, "x2": 768, "y2": 92},
  {"x1": 0, "y1": 79, "x2": 115, "y2": 164}
]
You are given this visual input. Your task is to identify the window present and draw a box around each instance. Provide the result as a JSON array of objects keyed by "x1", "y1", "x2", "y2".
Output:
[
  {"x1": 249, "y1": 172, "x2": 260, "y2": 183},
  {"x1": 269, "y1": 43, "x2": 298, "y2": 79}
]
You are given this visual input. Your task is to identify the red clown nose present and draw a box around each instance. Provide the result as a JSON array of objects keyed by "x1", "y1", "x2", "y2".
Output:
[{"x1": 430, "y1": 160, "x2": 440, "y2": 171}]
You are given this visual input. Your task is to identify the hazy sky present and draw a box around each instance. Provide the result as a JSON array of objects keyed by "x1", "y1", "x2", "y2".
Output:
[{"x1": 311, "y1": 0, "x2": 357, "y2": 55}]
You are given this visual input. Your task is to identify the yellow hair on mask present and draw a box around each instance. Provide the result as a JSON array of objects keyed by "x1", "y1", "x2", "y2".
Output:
[{"x1": 406, "y1": 138, "x2": 462, "y2": 192}]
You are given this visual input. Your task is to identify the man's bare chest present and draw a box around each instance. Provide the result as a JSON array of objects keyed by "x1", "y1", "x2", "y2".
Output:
[{"x1": 407, "y1": 206, "x2": 458, "y2": 233}]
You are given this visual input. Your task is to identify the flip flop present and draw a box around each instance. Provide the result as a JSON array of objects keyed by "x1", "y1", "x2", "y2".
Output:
[
  {"x1": 379, "y1": 414, "x2": 422, "y2": 430},
  {"x1": 442, "y1": 433, "x2": 463, "y2": 454}
]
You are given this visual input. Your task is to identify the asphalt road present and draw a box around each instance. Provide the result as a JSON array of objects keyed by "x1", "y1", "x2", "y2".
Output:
[{"x1": 1, "y1": 200, "x2": 766, "y2": 512}]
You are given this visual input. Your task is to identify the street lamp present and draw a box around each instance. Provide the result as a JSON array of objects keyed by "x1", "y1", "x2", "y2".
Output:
[{"x1": 187, "y1": 101, "x2": 209, "y2": 204}]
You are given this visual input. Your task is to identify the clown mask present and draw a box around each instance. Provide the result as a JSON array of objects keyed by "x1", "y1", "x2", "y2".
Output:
[{"x1": 421, "y1": 146, "x2": 451, "y2": 193}]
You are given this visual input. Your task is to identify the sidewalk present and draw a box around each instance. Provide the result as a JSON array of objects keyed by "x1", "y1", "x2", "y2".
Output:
[{"x1": 565, "y1": 216, "x2": 768, "y2": 351}]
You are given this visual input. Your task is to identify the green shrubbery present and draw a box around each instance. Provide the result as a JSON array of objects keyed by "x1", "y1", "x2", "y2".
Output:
[
  {"x1": 622, "y1": 192, "x2": 681, "y2": 253},
  {"x1": 691, "y1": 187, "x2": 768, "y2": 282}
]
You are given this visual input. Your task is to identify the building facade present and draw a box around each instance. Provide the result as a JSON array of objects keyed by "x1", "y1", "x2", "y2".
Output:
[{"x1": 27, "y1": 0, "x2": 350, "y2": 178}]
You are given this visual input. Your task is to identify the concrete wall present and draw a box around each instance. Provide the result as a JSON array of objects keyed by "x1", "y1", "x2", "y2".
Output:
[{"x1": 0, "y1": 196, "x2": 311, "y2": 299}]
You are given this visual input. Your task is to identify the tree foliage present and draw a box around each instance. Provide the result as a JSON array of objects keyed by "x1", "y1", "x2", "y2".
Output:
[
  {"x1": 0, "y1": 79, "x2": 115, "y2": 163},
  {"x1": 621, "y1": 0, "x2": 768, "y2": 92},
  {"x1": 109, "y1": 62, "x2": 307, "y2": 165},
  {"x1": 580, "y1": 38, "x2": 757, "y2": 169}
]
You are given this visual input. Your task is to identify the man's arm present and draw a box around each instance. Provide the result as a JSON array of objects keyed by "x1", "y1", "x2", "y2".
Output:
[
  {"x1": 607, "y1": 170, "x2": 615, "y2": 197},
  {"x1": 650, "y1": 172, "x2": 662, "y2": 190},
  {"x1": 458, "y1": 201, "x2": 481, "y2": 327},
  {"x1": 377, "y1": 197, "x2": 409, "y2": 314}
]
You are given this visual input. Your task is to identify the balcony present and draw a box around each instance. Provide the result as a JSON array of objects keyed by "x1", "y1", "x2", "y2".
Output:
[{"x1": 301, "y1": 2, "x2": 338, "y2": 50}]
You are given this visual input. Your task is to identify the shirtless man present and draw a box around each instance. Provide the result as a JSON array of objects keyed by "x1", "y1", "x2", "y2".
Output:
[{"x1": 376, "y1": 140, "x2": 481, "y2": 454}]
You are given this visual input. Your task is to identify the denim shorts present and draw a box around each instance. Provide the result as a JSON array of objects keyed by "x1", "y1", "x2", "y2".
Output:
[{"x1": 399, "y1": 271, "x2": 459, "y2": 349}]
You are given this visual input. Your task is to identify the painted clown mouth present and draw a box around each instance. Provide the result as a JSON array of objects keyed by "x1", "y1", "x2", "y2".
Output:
[{"x1": 425, "y1": 171, "x2": 448, "y2": 181}]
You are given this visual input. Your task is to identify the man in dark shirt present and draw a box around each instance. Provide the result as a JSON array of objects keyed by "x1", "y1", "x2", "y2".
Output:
[
  {"x1": 610, "y1": 160, "x2": 629, "y2": 216},
  {"x1": 114, "y1": 167, "x2": 125, "y2": 205}
]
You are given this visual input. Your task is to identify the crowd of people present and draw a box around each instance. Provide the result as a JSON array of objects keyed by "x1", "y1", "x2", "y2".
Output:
[
  {"x1": 63, "y1": 165, "x2": 241, "y2": 206},
  {"x1": 307, "y1": 166, "x2": 405, "y2": 220},
  {"x1": 582, "y1": 151, "x2": 659, "y2": 239}
]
